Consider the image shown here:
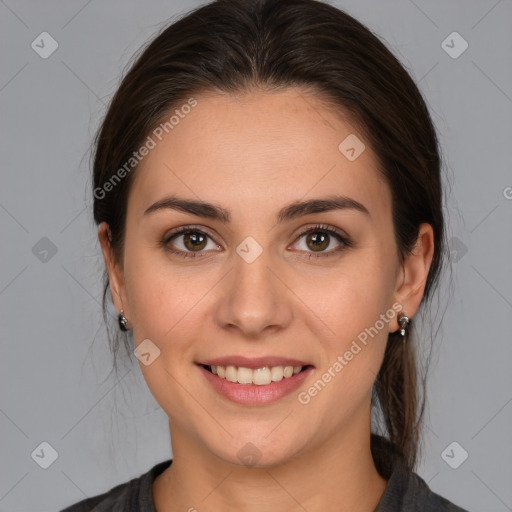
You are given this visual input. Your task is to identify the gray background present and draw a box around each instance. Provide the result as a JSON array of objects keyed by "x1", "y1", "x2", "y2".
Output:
[{"x1": 1, "y1": 0, "x2": 511, "y2": 511}]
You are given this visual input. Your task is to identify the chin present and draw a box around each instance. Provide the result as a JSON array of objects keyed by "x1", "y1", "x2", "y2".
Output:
[{"x1": 206, "y1": 433, "x2": 307, "y2": 469}]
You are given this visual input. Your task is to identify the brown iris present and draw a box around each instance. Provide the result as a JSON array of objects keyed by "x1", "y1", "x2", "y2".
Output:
[
  {"x1": 306, "y1": 231, "x2": 329, "y2": 252},
  {"x1": 183, "y1": 231, "x2": 208, "y2": 251}
]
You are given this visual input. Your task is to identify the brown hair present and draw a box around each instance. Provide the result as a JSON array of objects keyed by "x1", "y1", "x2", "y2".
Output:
[{"x1": 92, "y1": 0, "x2": 449, "y2": 471}]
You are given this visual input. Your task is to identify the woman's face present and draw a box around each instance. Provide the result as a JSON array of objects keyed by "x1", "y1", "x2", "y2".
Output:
[{"x1": 101, "y1": 88, "x2": 429, "y2": 467}]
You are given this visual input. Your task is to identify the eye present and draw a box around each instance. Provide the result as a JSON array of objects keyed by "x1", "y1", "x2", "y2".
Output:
[
  {"x1": 290, "y1": 224, "x2": 352, "y2": 258},
  {"x1": 162, "y1": 226, "x2": 221, "y2": 259},
  {"x1": 161, "y1": 223, "x2": 352, "y2": 260}
]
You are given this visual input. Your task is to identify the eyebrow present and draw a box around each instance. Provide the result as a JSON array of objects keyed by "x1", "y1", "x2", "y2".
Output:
[{"x1": 143, "y1": 194, "x2": 370, "y2": 223}]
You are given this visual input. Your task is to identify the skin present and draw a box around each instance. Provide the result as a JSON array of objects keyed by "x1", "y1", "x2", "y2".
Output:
[{"x1": 98, "y1": 87, "x2": 434, "y2": 512}]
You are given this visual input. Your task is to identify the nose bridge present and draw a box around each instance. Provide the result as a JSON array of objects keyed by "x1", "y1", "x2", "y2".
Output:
[
  {"x1": 217, "y1": 236, "x2": 291, "y2": 335},
  {"x1": 235, "y1": 238, "x2": 274, "y2": 297}
]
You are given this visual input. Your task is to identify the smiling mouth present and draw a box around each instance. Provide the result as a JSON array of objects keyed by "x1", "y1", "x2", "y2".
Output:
[{"x1": 200, "y1": 363, "x2": 313, "y2": 386}]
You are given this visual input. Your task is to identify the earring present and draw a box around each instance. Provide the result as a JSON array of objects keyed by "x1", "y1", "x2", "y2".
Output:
[
  {"x1": 118, "y1": 309, "x2": 129, "y2": 331},
  {"x1": 397, "y1": 312, "x2": 410, "y2": 337}
]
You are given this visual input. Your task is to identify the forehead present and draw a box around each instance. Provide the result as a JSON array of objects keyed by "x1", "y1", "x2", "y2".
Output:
[{"x1": 128, "y1": 88, "x2": 391, "y2": 223}]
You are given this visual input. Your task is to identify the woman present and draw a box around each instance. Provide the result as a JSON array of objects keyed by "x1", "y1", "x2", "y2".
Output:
[{"x1": 62, "y1": 0, "x2": 469, "y2": 510}]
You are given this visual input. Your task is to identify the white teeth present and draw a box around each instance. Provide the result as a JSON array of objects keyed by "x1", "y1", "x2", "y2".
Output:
[
  {"x1": 208, "y1": 364, "x2": 304, "y2": 385},
  {"x1": 237, "y1": 366, "x2": 254, "y2": 384},
  {"x1": 271, "y1": 366, "x2": 283, "y2": 382},
  {"x1": 253, "y1": 367, "x2": 272, "y2": 385},
  {"x1": 225, "y1": 365, "x2": 237, "y2": 383}
]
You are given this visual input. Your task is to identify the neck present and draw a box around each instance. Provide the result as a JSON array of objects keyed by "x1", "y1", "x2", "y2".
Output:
[{"x1": 153, "y1": 402, "x2": 387, "y2": 512}]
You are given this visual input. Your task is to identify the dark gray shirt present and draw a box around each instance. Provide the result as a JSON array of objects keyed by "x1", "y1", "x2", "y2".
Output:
[{"x1": 60, "y1": 435, "x2": 470, "y2": 511}]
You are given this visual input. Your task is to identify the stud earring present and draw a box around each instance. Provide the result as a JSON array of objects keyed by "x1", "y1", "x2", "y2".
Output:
[
  {"x1": 118, "y1": 309, "x2": 129, "y2": 331},
  {"x1": 397, "y1": 312, "x2": 410, "y2": 337}
]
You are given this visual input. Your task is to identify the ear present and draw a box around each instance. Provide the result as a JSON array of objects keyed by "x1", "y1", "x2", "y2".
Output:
[
  {"x1": 98, "y1": 222, "x2": 130, "y2": 325},
  {"x1": 391, "y1": 222, "x2": 435, "y2": 332}
]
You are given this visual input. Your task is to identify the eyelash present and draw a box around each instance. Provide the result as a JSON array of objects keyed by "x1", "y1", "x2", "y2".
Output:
[{"x1": 161, "y1": 223, "x2": 352, "y2": 260}]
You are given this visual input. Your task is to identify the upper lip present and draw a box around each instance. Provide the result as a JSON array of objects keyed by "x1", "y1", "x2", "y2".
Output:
[{"x1": 199, "y1": 356, "x2": 313, "y2": 369}]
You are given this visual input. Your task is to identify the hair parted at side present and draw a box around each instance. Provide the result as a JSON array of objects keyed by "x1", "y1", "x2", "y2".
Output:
[{"x1": 91, "y1": 0, "x2": 449, "y2": 472}]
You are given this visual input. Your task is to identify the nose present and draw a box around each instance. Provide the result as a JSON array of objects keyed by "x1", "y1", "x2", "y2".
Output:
[{"x1": 214, "y1": 245, "x2": 293, "y2": 338}]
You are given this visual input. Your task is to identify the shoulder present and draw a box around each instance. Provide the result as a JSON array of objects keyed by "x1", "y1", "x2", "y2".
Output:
[
  {"x1": 376, "y1": 463, "x2": 470, "y2": 511},
  {"x1": 59, "y1": 459, "x2": 173, "y2": 512},
  {"x1": 59, "y1": 478, "x2": 130, "y2": 512},
  {"x1": 402, "y1": 469, "x2": 470, "y2": 511},
  {"x1": 371, "y1": 434, "x2": 470, "y2": 512}
]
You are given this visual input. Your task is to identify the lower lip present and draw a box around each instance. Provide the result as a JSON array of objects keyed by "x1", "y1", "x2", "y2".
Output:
[{"x1": 198, "y1": 365, "x2": 314, "y2": 405}]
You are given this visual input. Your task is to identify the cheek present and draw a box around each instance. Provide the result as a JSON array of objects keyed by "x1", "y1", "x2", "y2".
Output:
[
  {"x1": 302, "y1": 274, "x2": 392, "y2": 418},
  {"x1": 303, "y1": 258, "x2": 393, "y2": 342},
  {"x1": 123, "y1": 247, "x2": 213, "y2": 357},
  {"x1": 300, "y1": 254, "x2": 395, "y2": 400},
  {"x1": 123, "y1": 245, "x2": 177, "y2": 339},
  {"x1": 123, "y1": 255, "x2": 203, "y2": 416}
]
